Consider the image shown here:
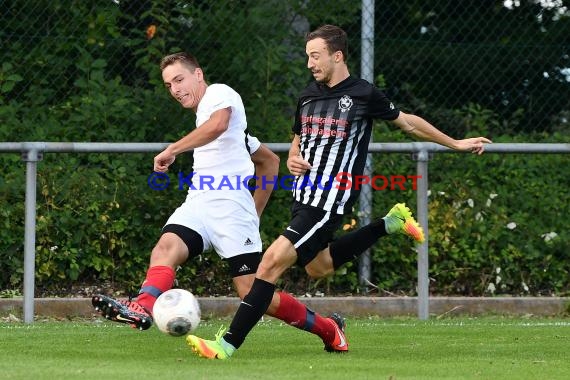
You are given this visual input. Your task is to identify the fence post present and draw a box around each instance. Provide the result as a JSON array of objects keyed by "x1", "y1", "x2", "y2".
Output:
[
  {"x1": 21, "y1": 146, "x2": 42, "y2": 323},
  {"x1": 414, "y1": 149, "x2": 430, "y2": 320},
  {"x1": 358, "y1": 0, "x2": 375, "y2": 293}
]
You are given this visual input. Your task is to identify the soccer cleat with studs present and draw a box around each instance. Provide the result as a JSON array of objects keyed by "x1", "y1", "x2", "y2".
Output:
[
  {"x1": 383, "y1": 203, "x2": 425, "y2": 243},
  {"x1": 91, "y1": 294, "x2": 153, "y2": 331},
  {"x1": 186, "y1": 326, "x2": 232, "y2": 359},
  {"x1": 324, "y1": 313, "x2": 349, "y2": 353}
]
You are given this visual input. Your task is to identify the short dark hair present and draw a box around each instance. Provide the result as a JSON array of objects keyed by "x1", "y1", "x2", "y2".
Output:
[
  {"x1": 305, "y1": 25, "x2": 348, "y2": 61},
  {"x1": 160, "y1": 52, "x2": 200, "y2": 71}
]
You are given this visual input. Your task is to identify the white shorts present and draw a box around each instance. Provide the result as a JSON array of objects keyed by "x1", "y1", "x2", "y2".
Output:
[{"x1": 165, "y1": 189, "x2": 262, "y2": 259}]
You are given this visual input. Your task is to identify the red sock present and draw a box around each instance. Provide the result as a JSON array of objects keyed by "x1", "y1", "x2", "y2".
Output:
[
  {"x1": 136, "y1": 265, "x2": 175, "y2": 315},
  {"x1": 273, "y1": 292, "x2": 335, "y2": 343}
]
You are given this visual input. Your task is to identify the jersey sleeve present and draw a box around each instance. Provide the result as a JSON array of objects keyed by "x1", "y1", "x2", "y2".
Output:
[
  {"x1": 207, "y1": 84, "x2": 234, "y2": 113},
  {"x1": 367, "y1": 87, "x2": 400, "y2": 121},
  {"x1": 246, "y1": 133, "x2": 262, "y2": 155}
]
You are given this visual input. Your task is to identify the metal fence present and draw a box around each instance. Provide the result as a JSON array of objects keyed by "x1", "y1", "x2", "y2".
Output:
[
  {"x1": 1, "y1": 141, "x2": 569, "y2": 323},
  {"x1": 2, "y1": 1, "x2": 569, "y2": 134},
  {"x1": 1, "y1": 1, "x2": 569, "y2": 322}
]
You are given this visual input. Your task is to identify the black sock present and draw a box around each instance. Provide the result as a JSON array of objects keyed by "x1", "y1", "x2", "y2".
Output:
[
  {"x1": 223, "y1": 278, "x2": 275, "y2": 349},
  {"x1": 330, "y1": 219, "x2": 387, "y2": 270}
]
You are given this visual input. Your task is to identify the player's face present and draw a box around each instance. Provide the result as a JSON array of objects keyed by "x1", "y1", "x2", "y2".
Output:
[
  {"x1": 306, "y1": 38, "x2": 336, "y2": 85},
  {"x1": 162, "y1": 61, "x2": 204, "y2": 109}
]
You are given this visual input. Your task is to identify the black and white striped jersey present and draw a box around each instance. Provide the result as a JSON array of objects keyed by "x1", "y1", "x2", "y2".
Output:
[{"x1": 291, "y1": 76, "x2": 400, "y2": 214}]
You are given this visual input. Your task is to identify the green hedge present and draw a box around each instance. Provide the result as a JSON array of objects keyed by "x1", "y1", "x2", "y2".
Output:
[
  {"x1": 1, "y1": 131, "x2": 568, "y2": 297},
  {"x1": 350, "y1": 130, "x2": 570, "y2": 297}
]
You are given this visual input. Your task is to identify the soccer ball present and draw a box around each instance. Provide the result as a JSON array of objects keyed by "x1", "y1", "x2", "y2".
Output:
[{"x1": 153, "y1": 289, "x2": 201, "y2": 337}]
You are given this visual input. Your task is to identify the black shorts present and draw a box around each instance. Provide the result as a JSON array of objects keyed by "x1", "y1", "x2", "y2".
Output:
[
  {"x1": 281, "y1": 202, "x2": 343, "y2": 267},
  {"x1": 226, "y1": 252, "x2": 262, "y2": 277}
]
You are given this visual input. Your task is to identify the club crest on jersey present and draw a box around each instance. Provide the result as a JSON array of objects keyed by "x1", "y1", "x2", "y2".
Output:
[{"x1": 338, "y1": 95, "x2": 353, "y2": 112}]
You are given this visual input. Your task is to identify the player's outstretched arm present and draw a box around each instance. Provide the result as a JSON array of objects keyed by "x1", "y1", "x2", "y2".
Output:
[
  {"x1": 391, "y1": 112, "x2": 492, "y2": 155},
  {"x1": 154, "y1": 108, "x2": 231, "y2": 172},
  {"x1": 250, "y1": 144, "x2": 280, "y2": 217}
]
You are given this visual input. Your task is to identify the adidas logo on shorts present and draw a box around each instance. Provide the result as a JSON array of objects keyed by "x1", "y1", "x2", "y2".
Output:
[
  {"x1": 238, "y1": 264, "x2": 250, "y2": 273},
  {"x1": 244, "y1": 238, "x2": 253, "y2": 246}
]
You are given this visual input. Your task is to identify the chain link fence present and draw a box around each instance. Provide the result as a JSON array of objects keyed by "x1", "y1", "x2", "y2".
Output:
[
  {"x1": 1, "y1": 0, "x2": 569, "y2": 296},
  {"x1": 2, "y1": 1, "x2": 569, "y2": 138}
]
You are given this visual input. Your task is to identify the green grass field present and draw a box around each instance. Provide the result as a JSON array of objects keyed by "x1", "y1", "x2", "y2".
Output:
[{"x1": 1, "y1": 316, "x2": 569, "y2": 380}]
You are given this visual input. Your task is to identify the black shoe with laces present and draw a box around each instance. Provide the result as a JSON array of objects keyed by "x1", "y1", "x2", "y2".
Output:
[{"x1": 92, "y1": 294, "x2": 153, "y2": 330}]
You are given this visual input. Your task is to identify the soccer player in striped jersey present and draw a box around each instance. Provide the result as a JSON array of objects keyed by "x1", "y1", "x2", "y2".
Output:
[
  {"x1": 92, "y1": 52, "x2": 350, "y2": 351},
  {"x1": 187, "y1": 25, "x2": 491, "y2": 359}
]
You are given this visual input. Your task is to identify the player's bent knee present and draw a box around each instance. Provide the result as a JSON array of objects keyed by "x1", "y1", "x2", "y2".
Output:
[
  {"x1": 256, "y1": 259, "x2": 287, "y2": 283},
  {"x1": 256, "y1": 261, "x2": 276, "y2": 279},
  {"x1": 150, "y1": 240, "x2": 188, "y2": 267},
  {"x1": 150, "y1": 244, "x2": 168, "y2": 260}
]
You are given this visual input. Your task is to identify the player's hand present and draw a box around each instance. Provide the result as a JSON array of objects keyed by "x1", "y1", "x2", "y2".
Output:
[
  {"x1": 455, "y1": 137, "x2": 492, "y2": 155},
  {"x1": 287, "y1": 155, "x2": 312, "y2": 176},
  {"x1": 154, "y1": 150, "x2": 176, "y2": 172}
]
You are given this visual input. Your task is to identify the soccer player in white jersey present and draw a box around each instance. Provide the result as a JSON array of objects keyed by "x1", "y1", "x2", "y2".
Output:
[
  {"x1": 92, "y1": 52, "x2": 347, "y2": 352},
  {"x1": 187, "y1": 25, "x2": 492, "y2": 359}
]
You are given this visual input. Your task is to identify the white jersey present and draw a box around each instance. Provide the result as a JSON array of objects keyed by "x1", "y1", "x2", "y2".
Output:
[
  {"x1": 166, "y1": 83, "x2": 263, "y2": 258},
  {"x1": 190, "y1": 84, "x2": 260, "y2": 194}
]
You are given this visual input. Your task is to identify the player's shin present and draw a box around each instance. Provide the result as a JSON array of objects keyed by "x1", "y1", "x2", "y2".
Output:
[
  {"x1": 274, "y1": 292, "x2": 336, "y2": 342},
  {"x1": 223, "y1": 277, "x2": 275, "y2": 349},
  {"x1": 329, "y1": 219, "x2": 387, "y2": 269},
  {"x1": 137, "y1": 265, "x2": 176, "y2": 312}
]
